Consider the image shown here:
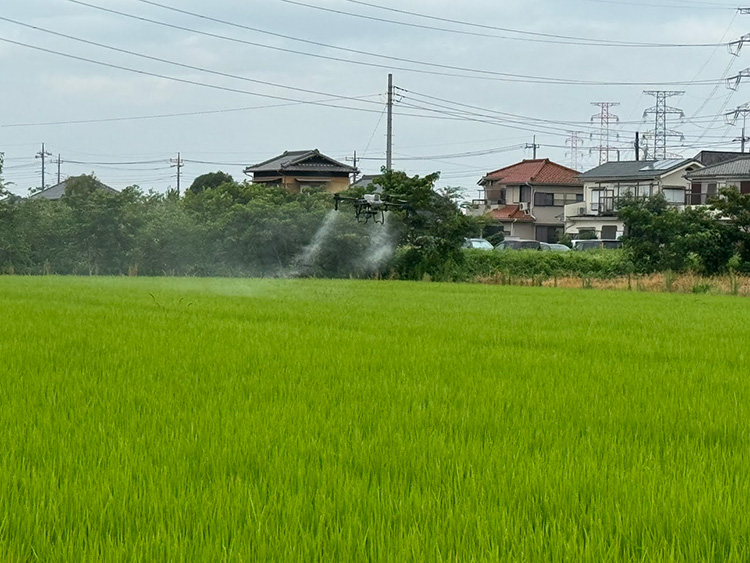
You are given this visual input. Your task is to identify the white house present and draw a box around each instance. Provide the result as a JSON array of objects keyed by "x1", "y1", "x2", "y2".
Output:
[{"x1": 564, "y1": 158, "x2": 703, "y2": 240}]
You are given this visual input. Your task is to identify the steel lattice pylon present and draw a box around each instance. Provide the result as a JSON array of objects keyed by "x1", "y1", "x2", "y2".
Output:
[{"x1": 643, "y1": 91, "x2": 685, "y2": 160}]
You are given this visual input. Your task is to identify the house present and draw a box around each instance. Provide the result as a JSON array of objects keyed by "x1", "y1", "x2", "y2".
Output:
[
  {"x1": 350, "y1": 174, "x2": 382, "y2": 193},
  {"x1": 243, "y1": 149, "x2": 357, "y2": 194},
  {"x1": 29, "y1": 175, "x2": 118, "y2": 201},
  {"x1": 473, "y1": 159, "x2": 583, "y2": 242},
  {"x1": 685, "y1": 155, "x2": 750, "y2": 204},
  {"x1": 564, "y1": 158, "x2": 703, "y2": 240}
]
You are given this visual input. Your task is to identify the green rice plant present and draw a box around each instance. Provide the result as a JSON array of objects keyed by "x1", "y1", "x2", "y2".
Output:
[{"x1": 0, "y1": 277, "x2": 748, "y2": 562}]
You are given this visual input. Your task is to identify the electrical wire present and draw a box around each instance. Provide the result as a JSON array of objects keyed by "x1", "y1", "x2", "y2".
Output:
[
  {"x1": 337, "y1": 0, "x2": 730, "y2": 47},
  {"x1": 0, "y1": 36, "x2": 400, "y2": 118},
  {"x1": 281, "y1": 0, "x2": 730, "y2": 46},
  {"x1": 69, "y1": 0, "x2": 728, "y2": 86},
  {"x1": 0, "y1": 16, "x2": 385, "y2": 108}
]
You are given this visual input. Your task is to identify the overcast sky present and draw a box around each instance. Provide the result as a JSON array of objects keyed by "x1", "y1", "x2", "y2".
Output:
[{"x1": 1, "y1": 0, "x2": 748, "y2": 197}]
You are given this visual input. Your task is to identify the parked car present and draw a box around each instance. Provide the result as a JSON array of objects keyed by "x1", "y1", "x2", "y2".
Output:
[
  {"x1": 462, "y1": 238, "x2": 494, "y2": 251},
  {"x1": 540, "y1": 242, "x2": 572, "y2": 252},
  {"x1": 495, "y1": 239, "x2": 542, "y2": 251},
  {"x1": 571, "y1": 239, "x2": 622, "y2": 251}
]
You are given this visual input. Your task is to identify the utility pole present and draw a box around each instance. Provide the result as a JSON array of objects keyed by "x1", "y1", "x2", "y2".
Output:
[
  {"x1": 525, "y1": 135, "x2": 540, "y2": 159},
  {"x1": 725, "y1": 105, "x2": 750, "y2": 152},
  {"x1": 56, "y1": 154, "x2": 62, "y2": 184},
  {"x1": 35, "y1": 143, "x2": 52, "y2": 191},
  {"x1": 565, "y1": 131, "x2": 585, "y2": 170},
  {"x1": 590, "y1": 102, "x2": 620, "y2": 165},
  {"x1": 386, "y1": 73, "x2": 393, "y2": 171},
  {"x1": 643, "y1": 91, "x2": 685, "y2": 160},
  {"x1": 170, "y1": 152, "x2": 184, "y2": 195}
]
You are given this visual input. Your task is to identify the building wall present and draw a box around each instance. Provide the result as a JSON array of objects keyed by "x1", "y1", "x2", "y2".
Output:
[
  {"x1": 263, "y1": 175, "x2": 350, "y2": 194},
  {"x1": 499, "y1": 221, "x2": 535, "y2": 239},
  {"x1": 564, "y1": 217, "x2": 625, "y2": 239}
]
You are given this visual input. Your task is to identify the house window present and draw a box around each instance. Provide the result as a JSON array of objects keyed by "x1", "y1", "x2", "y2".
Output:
[
  {"x1": 708, "y1": 183, "x2": 718, "y2": 197},
  {"x1": 576, "y1": 194, "x2": 584, "y2": 202},
  {"x1": 499, "y1": 188, "x2": 507, "y2": 204},
  {"x1": 741, "y1": 182, "x2": 750, "y2": 194},
  {"x1": 662, "y1": 188, "x2": 684, "y2": 205},
  {"x1": 519, "y1": 185, "x2": 531, "y2": 203},
  {"x1": 533, "y1": 192, "x2": 555, "y2": 206},
  {"x1": 536, "y1": 225, "x2": 562, "y2": 243},
  {"x1": 601, "y1": 225, "x2": 618, "y2": 240}
]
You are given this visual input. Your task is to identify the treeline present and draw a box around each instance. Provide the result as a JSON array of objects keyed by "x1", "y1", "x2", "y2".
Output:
[
  {"x1": 0, "y1": 170, "x2": 477, "y2": 279},
  {"x1": 1, "y1": 166, "x2": 749, "y2": 280}
]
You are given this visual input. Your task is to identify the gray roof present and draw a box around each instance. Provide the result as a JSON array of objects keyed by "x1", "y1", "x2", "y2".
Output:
[
  {"x1": 29, "y1": 176, "x2": 118, "y2": 200},
  {"x1": 686, "y1": 155, "x2": 750, "y2": 179},
  {"x1": 580, "y1": 158, "x2": 699, "y2": 181},
  {"x1": 350, "y1": 174, "x2": 383, "y2": 193},
  {"x1": 244, "y1": 149, "x2": 356, "y2": 174},
  {"x1": 693, "y1": 150, "x2": 744, "y2": 167}
]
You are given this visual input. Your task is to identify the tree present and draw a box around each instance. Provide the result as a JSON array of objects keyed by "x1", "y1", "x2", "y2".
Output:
[
  {"x1": 372, "y1": 168, "x2": 480, "y2": 280},
  {"x1": 711, "y1": 186, "x2": 750, "y2": 267},
  {"x1": 619, "y1": 193, "x2": 735, "y2": 274},
  {"x1": 188, "y1": 171, "x2": 234, "y2": 195}
]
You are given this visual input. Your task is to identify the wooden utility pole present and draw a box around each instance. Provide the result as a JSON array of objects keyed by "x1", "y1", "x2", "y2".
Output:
[
  {"x1": 35, "y1": 143, "x2": 52, "y2": 191},
  {"x1": 386, "y1": 73, "x2": 393, "y2": 171},
  {"x1": 170, "y1": 152, "x2": 184, "y2": 195}
]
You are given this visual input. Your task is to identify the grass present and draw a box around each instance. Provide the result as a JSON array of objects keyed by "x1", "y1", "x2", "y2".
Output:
[{"x1": 0, "y1": 277, "x2": 749, "y2": 562}]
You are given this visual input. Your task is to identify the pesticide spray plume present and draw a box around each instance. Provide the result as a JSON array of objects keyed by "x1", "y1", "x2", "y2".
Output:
[
  {"x1": 360, "y1": 213, "x2": 397, "y2": 274},
  {"x1": 287, "y1": 209, "x2": 341, "y2": 278}
]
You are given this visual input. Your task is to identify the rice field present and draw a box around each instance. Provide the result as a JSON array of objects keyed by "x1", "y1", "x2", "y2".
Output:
[{"x1": 0, "y1": 277, "x2": 749, "y2": 562}]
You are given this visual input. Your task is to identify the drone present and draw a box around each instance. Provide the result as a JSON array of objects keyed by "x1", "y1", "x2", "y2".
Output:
[{"x1": 333, "y1": 193, "x2": 413, "y2": 224}]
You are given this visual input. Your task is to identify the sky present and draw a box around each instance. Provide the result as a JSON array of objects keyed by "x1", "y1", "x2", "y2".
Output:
[{"x1": 1, "y1": 0, "x2": 748, "y2": 199}]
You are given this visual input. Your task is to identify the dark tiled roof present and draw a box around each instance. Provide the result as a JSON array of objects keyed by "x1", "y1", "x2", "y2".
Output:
[
  {"x1": 244, "y1": 149, "x2": 356, "y2": 174},
  {"x1": 480, "y1": 159, "x2": 581, "y2": 186},
  {"x1": 686, "y1": 155, "x2": 750, "y2": 178},
  {"x1": 579, "y1": 159, "x2": 699, "y2": 181},
  {"x1": 693, "y1": 151, "x2": 744, "y2": 167}
]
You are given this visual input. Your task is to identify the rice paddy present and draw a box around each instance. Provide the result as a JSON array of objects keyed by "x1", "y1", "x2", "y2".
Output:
[{"x1": 0, "y1": 277, "x2": 749, "y2": 562}]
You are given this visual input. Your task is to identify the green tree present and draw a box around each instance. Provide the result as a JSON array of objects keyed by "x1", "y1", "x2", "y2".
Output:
[
  {"x1": 619, "y1": 193, "x2": 735, "y2": 274},
  {"x1": 188, "y1": 171, "x2": 234, "y2": 195},
  {"x1": 711, "y1": 186, "x2": 750, "y2": 267}
]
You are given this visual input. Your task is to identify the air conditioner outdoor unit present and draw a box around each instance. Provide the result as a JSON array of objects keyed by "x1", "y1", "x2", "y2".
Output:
[{"x1": 519, "y1": 202, "x2": 530, "y2": 212}]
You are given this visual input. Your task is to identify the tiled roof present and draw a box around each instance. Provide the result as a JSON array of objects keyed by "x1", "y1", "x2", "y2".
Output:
[
  {"x1": 693, "y1": 151, "x2": 744, "y2": 167},
  {"x1": 580, "y1": 158, "x2": 699, "y2": 180},
  {"x1": 244, "y1": 149, "x2": 356, "y2": 174},
  {"x1": 480, "y1": 159, "x2": 581, "y2": 186},
  {"x1": 686, "y1": 155, "x2": 750, "y2": 178},
  {"x1": 491, "y1": 204, "x2": 535, "y2": 222},
  {"x1": 29, "y1": 176, "x2": 117, "y2": 200}
]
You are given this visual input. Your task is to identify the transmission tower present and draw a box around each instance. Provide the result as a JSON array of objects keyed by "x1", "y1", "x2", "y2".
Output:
[
  {"x1": 642, "y1": 91, "x2": 685, "y2": 160},
  {"x1": 565, "y1": 131, "x2": 585, "y2": 170},
  {"x1": 590, "y1": 102, "x2": 620, "y2": 165}
]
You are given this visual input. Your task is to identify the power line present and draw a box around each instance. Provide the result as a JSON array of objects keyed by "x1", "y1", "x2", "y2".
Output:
[
  {"x1": 281, "y1": 0, "x2": 728, "y2": 46},
  {"x1": 68, "y1": 1, "x2": 729, "y2": 86},
  {"x1": 337, "y1": 0, "x2": 729, "y2": 47},
  {"x1": 0, "y1": 37, "x2": 393, "y2": 117},
  {"x1": 0, "y1": 16, "x2": 384, "y2": 107}
]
